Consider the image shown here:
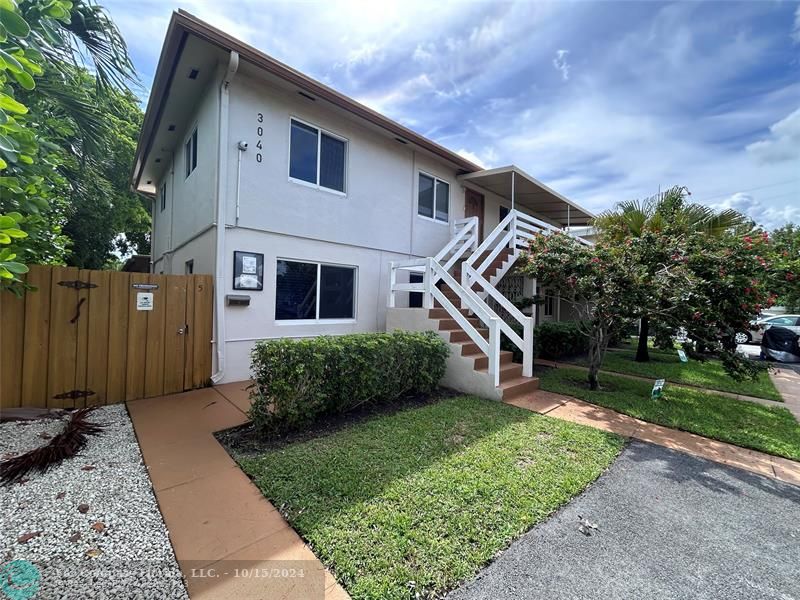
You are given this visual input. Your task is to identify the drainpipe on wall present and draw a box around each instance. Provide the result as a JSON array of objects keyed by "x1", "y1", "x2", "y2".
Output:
[{"x1": 211, "y1": 50, "x2": 239, "y2": 384}]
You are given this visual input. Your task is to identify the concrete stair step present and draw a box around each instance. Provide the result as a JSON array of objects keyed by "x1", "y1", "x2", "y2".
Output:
[
  {"x1": 428, "y1": 307, "x2": 470, "y2": 319},
  {"x1": 473, "y1": 351, "x2": 513, "y2": 369},
  {"x1": 449, "y1": 328, "x2": 489, "y2": 342},
  {"x1": 500, "y1": 376, "x2": 540, "y2": 400},
  {"x1": 438, "y1": 317, "x2": 482, "y2": 331},
  {"x1": 476, "y1": 362, "x2": 524, "y2": 382}
]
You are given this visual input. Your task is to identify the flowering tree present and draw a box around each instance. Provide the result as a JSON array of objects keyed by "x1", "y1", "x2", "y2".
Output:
[
  {"x1": 594, "y1": 186, "x2": 751, "y2": 362},
  {"x1": 517, "y1": 232, "x2": 692, "y2": 389},
  {"x1": 767, "y1": 224, "x2": 800, "y2": 311},
  {"x1": 518, "y1": 227, "x2": 771, "y2": 389}
]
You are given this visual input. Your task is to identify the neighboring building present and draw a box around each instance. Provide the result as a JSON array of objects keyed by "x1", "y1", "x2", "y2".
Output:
[{"x1": 131, "y1": 11, "x2": 594, "y2": 392}]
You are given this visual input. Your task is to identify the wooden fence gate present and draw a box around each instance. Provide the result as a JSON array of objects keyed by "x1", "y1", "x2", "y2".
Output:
[{"x1": 0, "y1": 265, "x2": 213, "y2": 410}]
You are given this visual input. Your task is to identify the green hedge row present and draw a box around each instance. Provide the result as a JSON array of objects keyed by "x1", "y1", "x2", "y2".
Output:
[
  {"x1": 249, "y1": 331, "x2": 449, "y2": 434},
  {"x1": 501, "y1": 320, "x2": 590, "y2": 362}
]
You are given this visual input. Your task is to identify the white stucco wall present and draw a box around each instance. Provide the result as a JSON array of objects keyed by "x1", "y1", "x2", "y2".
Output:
[
  {"x1": 219, "y1": 228, "x2": 417, "y2": 382},
  {"x1": 152, "y1": 77, "x2": 220, "y2": 267},
  {"x1": 224, "y1": 72, "x2": 465, "y2": 257}
]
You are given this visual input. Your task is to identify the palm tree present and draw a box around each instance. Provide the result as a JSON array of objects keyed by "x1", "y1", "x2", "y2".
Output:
[{"x1": 594, "y1": 186, "x2": 752, "y2": 362}]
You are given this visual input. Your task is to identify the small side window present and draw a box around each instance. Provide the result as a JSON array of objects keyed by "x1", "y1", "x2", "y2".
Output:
[
  {"x1": 185, "y1": 259, "x2": 194, "y2": 275},
  {"x1": 160, "y1": 182, "x2": 167, "y2": 212},
  {"x1": 185, "y1": 128, "x2": 197, "y2": 178}
]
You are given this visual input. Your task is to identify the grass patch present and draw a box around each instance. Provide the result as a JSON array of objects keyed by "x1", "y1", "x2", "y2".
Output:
[
  {"x1": 539, "y1": 367, "x2": 800, "y2": 461},
  {"x1": 236, "y1": 395, "x2": 624, "y2": 600},
  {"x1": 569, "y1": 348, "x2": 781, "y2": 401}
]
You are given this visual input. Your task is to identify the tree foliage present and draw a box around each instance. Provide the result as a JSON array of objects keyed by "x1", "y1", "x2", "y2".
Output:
[
  {"x1": 594, "y1": 186, "x2": 753, "y2": 362},
  {"x1": 24, "y1": 66, "x2": 149, "y2": 269},
  {"x1": 517, "y1": 225, "x2": 770, "y2": 390},
  {"x1": 767, "y1": 224, "x2": 800, "y2": 312},
  {"x1": 0, "y1": 0, "x2": 137, "y2": 289}
]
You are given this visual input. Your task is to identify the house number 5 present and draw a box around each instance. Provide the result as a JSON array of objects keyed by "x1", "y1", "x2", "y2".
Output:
[{"x1": 255, "y1": 113, "x2": 263, "y2": 163}]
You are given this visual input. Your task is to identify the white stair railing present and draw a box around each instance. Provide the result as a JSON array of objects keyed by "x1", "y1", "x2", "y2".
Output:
[{"x1": 388, "y1": 209, "x2": 591, "y2": 389}]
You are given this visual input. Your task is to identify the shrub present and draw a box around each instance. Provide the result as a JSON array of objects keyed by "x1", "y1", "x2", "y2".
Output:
[
  {"x1": 500, "y1": 320, "x2": 588, "y2": 362},
  {"x1": 535, "y1": 321, "x2": 589, "y2": 359},
  {"x1": 249, "y1": 331, "x2": 449, "y2": 434}
]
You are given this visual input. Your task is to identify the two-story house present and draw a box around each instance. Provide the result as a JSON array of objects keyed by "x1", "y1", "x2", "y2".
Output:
[{"x1": 131, "y1": 11, "x2": 594, "y2": 396}]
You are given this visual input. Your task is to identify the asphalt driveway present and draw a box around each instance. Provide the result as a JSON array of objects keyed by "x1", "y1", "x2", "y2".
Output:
[{"x1": 448, "y1": 441, "x2": 800, "y2": 600}]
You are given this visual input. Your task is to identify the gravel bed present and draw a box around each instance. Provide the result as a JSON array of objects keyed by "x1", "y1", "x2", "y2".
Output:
[{"x1": 0, "y1": 404, "x2": 188, "y2": 599}]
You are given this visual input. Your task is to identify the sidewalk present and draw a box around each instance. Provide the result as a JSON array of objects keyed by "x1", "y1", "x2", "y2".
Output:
[
  {"x1": 507, "y1": 390, "x2": 800, "y2": 487},
  {"x1": 127, "y1": 384, "x2": 349, "y2": 600}
]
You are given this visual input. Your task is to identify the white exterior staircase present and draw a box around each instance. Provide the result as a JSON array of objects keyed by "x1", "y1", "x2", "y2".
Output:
[{"x1": 388, "y1": 209, "x2": 591, "y2": 401}]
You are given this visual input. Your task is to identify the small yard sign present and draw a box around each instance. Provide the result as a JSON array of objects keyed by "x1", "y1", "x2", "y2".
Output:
[
  {"x1": 651, "y1": 379, "x2": 666, "y2": 400},
  {"x1": 136, "y1": 292, "x2": 154, "y2": 311},
  {"x1": 677, "y1": 349, "x2": 688, "y2": 363}
]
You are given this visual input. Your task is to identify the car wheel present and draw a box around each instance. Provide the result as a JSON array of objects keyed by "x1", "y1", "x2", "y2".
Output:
[{"x1": 734, "y1": 331, "x2": 751, "y2": 344}]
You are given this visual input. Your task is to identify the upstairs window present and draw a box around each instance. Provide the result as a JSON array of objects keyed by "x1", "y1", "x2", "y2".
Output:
[
  {"x1": 160, "y1": 182, "x2": 167, "y2": 212},
  {"x1": 418, "y1": 173, "x2": 449, "y2": 223},
  {"x1": 185, "y1": 128, "x2": 197, "y2": 178},
  {"x1": 289, "y1": 118, "x2": 346, "y2": 193}
]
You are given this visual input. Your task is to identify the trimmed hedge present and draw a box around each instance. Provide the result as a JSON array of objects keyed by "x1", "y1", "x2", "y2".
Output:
[
  {"x1": 249, "y1": 331, "x2": 449, "y2": 434},
  {"x1": 500, "y1": 320, "x2": 590, "y2": 362},
  {"x1": 535, "y1": 321, "x2": 589, "y2": 359}
]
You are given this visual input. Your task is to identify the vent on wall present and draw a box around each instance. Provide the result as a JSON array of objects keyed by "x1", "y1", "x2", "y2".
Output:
[
  {"x1": 298, "y1": 91, "x2": 316, "y2": 101},
  {"x1": 167, "y1": 124, "x2": 176, "y2": 131},
  {"x1": 188, "y1": 68, "x2": 199, "y2": 80}
]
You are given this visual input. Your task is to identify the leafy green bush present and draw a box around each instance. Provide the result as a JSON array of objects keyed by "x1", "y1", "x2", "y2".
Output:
[
  {"x1": 500, "y1": 320, "x2": 588, "y2": 362},
  {"x1": 535, "y1": 321, "x2": 588, "y2": 359},
  {"x1": 249, "y1": 331, "x2": 449, "y2": 434}
]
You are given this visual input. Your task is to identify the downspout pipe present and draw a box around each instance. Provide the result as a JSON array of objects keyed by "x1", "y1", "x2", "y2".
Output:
[{"x1": 211, "y1": 50, "x2": 239, "y2": 384}]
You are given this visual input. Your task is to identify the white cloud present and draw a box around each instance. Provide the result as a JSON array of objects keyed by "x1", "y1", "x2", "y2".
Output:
[
  {"x1": 793, "y1": 5, "x2": 800, "y2": 43},
  {"x1": 710, "y1": 193, "x2": 800, "y2": 231},
  {"x1": 106, "y1": 0, "x2": 799, "y2": 230},
  {"x1": 746, "y1": 107, "x2": 800, "y2": 163},
  {"x1": 552, "y1": 49, "x2": 570, "y2": 80}
]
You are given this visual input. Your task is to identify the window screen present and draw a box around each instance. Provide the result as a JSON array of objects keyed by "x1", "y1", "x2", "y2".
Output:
[
  {"x1": 275, "y1": 260, "x2": 317, "y2": 320},
  {"x1": 418, "y1": 173, "x2": 435, "y2": 219},
  {"x1": 289, "y1": 120, "x2": 319, "y2": 184},
  {"x1": 319, "y1": 265, "x2": 355, "y2": 318}
]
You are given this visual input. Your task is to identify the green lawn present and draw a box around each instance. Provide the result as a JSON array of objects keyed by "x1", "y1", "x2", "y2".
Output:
[
  {"x1": 538, "y1": 367, "x2": 800, "y2": 461},
  {"x1": 569, "y1": 347, "x2": 781, "y2": 401},
  {"x1": 236, "y1": 396, "x2": 624, "y2": 600}
]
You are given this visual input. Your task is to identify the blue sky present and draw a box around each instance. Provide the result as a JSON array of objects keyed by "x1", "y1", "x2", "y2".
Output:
[{"x1": 108, "y1": 0, "x2": 800, "y2": 229}]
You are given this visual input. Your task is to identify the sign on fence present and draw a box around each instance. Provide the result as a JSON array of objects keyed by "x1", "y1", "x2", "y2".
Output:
[{"x1": 0, "y1": 266, "x2": 213, "y2": 409}]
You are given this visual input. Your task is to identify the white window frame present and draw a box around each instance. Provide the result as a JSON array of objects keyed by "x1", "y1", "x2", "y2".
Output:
[
  {"x1": 185, "y1": 127, "x2": 197, "y2": 179},
  {"x1": 275, "y1": 258, "x2": 358, "y2": 325},
  {"x1": 417, "y1": 170, "x2": 450, "y2": 225},
  {"x1": 287, "y1": 117, "x2": 348, "y2": 196},
  {"x1": 160, "y1": 181, "x2": 167, "y2": 212}
]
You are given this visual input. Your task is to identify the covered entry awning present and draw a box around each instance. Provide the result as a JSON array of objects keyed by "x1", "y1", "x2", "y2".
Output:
[{"x1": 459, "y1": 165, "x2": 594, "y2": 227}]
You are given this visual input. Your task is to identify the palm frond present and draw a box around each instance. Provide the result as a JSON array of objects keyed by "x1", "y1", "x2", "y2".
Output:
[{"x1": 0, "y1": 408, "x2": 105, "y2": 485}]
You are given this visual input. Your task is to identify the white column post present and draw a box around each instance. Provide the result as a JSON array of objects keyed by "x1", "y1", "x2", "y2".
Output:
[
  {"x1": 522, "y1": 316, "x2": 533, "y2": 377},
  {"x1": 423, "y1": 257, "x2": 433, "y2": 309},
  {"x1": 488, "y1": 318, "x2": 500, "y2": 387},
  {"x1": 511, "y1": 170, "x2": 516, "y2": 211},
  {"x1": 388, "y1": 262, "x2": 396, "y2": 308}
]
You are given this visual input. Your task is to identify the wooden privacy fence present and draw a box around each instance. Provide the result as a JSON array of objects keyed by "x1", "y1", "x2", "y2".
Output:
[{"x1": 0, "y1": 265, "x2": 213, "y2": 410}]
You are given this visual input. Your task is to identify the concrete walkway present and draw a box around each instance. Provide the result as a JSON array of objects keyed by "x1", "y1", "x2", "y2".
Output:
[
  {"x1": 770, "y1": 365, "x2": 800, "y2": 419},
  {"x1": 539, "y1": 358, "x2": 791, "y2": 413},
  {"x1": 448, "y1": 441, "x2": 800, "y2": 600},
  {"x1": 127, "y1": 383, "x2": 349, "y2": 600},
  {"x1": 507, "y1": 390, "x2": 800, "y2": 486}
]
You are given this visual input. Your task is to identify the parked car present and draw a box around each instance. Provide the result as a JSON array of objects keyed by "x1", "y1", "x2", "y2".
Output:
[
  {"x1": 761, "y1": 326, "x2": 800, "y2": 363},
  {"x1": 736, "y1": 314, "x2": 800, "y2": 344}
]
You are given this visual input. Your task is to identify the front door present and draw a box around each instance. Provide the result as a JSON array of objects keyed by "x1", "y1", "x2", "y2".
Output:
[{"x1": 465, "y1": 188, "x2": 485, "y2": 242}]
